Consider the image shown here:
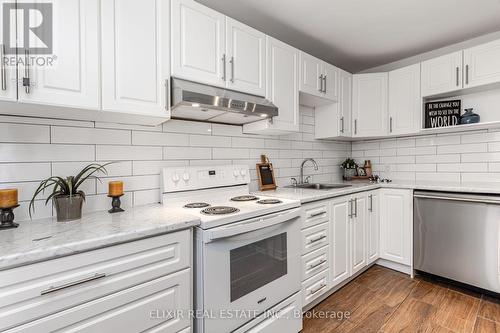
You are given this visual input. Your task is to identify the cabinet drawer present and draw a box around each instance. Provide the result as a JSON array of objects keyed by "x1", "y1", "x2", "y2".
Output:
[
  {"x1": 302, "y1": 222, "x2": 330, "y2": 255},
  {"x1": 7, "y1": 269, "x2": 191, "y2": 333},
  {"x1": 302, "y1": 202, "x2": 329, "y2": 229},
  {"x1": 0, "y1": 230, "x2": 191, "y2": 331},
  {"x1": 302, "y1": 245, "x2": 330, "y2": 281},
  {"x1": 302, "y1": 269, "x2": 330, "y2": 307},
  {"x1": 233, "y1": 291, "x2": 302, "y2": 333}
]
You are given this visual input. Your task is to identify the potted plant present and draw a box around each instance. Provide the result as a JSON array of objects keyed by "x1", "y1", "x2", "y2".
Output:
[
  {"x1": 29, "y1": 163, "x2": 109, "y2": 222},
  {"x1": 340, "y1": 158, "x2": 358, "y2": 181}
]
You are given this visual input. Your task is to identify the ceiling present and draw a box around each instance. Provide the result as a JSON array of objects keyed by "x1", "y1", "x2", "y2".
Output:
[{"x1": 196, "y1": 0, "x2": 500, "y2": 73}]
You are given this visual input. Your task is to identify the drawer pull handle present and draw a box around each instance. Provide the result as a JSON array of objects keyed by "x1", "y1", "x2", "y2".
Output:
[
  {"x1": 309, "y1": 259, "x2": 327, "y2": 270},
  {"x1": 309, "y1": 235, "x2": 326, "y2": 244},
  {"x1": 309, "y1": 211, "x2": 326, "y2": 218},
  {"x1": 310, "y1": 283, "x2": 327, "y2": 295},
  {"x1": 40, "y1": 273, "x2": 106, "y2": 295}
]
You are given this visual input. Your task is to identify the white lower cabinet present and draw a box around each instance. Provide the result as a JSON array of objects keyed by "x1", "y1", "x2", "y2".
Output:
[
  {"x1": 366, "y1": 191, "x2": 380, "y2": 264},
  {"x1": 379, "y1": 189, "x2": 413, "y2": 266},
  {"x1": 349, "y1": 193, "x2": 367, "y2": 275},
  {"x1": 330, "y1": 196, "x2": 350, "y2": 287},
  {"x1": 0, "y1": 230, "x2": 192, "y2": 333}
]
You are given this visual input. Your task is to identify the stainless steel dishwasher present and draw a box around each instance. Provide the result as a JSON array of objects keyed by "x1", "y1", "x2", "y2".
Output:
[{"x1": 414, "y1": 191, "x2": 500, "y2": 293}]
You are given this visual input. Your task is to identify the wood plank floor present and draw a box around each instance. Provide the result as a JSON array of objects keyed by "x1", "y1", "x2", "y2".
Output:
[{"x1": 302, "y1": 265, "x2": 500, "y2": 333}]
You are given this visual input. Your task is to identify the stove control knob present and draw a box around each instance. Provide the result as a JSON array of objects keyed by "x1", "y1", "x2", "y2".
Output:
[
  {"x1": 183, "y1": 173, "x2": 190, "y2": 181},
  {"x1": 172, "y1": 173, "x2": 180, "y2": 182},
  {"x1": 233, "y1": 170, "x2": 240, "y2": 177},
  {"x1": 240, "y1": 169, "x2": 247, "y2": 177}
]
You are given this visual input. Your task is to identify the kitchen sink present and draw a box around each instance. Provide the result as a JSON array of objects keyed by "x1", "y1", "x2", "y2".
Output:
[{"x1": 285, "y1": 183, "x2": 352, "y2": 190}]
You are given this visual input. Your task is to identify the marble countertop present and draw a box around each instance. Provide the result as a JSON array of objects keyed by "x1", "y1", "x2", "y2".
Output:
[
  {"x1": 255, "y1": 180, "x2": 500, "y2": 203},
  {"x1": 0, "y1": 204, "x2": 200, "y2": 271}
]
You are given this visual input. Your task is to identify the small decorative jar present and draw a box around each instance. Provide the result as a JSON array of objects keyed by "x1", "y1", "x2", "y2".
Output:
[
  {"x1": 344, "y1": 168, "x2": 356, "y2": 181},
  {"x1": 460, "y1": 108, "x2": 480, "y2": 125}
]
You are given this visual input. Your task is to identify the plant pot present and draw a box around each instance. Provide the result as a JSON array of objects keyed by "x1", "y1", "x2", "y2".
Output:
[
  {"x1": 53, "y1": 194, "x2": 84, "y2": 222},
  {"x1": 343, "y1": 168, "x2": 356, "y2": 181}
]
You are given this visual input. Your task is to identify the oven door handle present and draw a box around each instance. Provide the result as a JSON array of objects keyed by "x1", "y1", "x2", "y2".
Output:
[{"x1": 205, "y1": 208, "x2": 301, "y2": 242}]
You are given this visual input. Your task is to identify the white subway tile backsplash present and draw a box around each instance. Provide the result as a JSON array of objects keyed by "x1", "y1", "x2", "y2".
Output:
[
  {"x1": 97, "y1": 175, "x2": 160, "y2": 194},
  {"x1": 0, "y1": 123, "x2": 49, "y2": 143},
  {"x1": 132, "y1": 131, "x2": 189, "y2": 146},
  {"x1": 232, "y1": 137, "x2": 265, "y2": 148},
  {"x1": 133, "y1": 189, "x2": 160, "y2": 206},
  {"x1": 437, "y1": 163, "x2": 488, "y2": 173},
  {"x1": 0, "y1": 144, "x2": 95, "y2": 162},
  {"x1": 164, "y1": 147, "x2": 212, "y2": 160},
  {"x1": 416, "y1": 154, "x2": 460, "y2": 164},
  {"x1": 132, "y1": 160, "x2": 188, "y2": 175},
  {"x1": 462, "y1": 152, "x2": 500, "y2": 163},
  {"x1": 213, "y1": 148, "x2": 249, "y2": 160},
  {"x1": 52, "y1": 127, "x2": 131, "y2": 145},
  {"x1": 0, "y1": 163, "x2": 51, "y2": 183},
  {"x1": 52, "y1": 161, "x2": 133, "y2": 178},
  {"x1": 437, "y1": 143, "x2": 488, "y2": 154},
  {"x1": 190, "y1": 135, "x2": 231, "y2": 147},
  {"x1": 97, "y1": 145, "x2": 162, "y2": 161},
  {"x1": 416, "y1": 172, "x2": 461, "y2": 182}
]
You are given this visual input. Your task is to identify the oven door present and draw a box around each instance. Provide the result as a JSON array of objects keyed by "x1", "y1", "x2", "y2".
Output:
[{"x1": 201, "y1": 208, "x2": 301, "y2": 333}]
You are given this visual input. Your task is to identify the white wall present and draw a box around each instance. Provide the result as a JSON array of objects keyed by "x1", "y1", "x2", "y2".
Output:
[
  {"x1": 0, "y1": 105, "x2": 351, "y2": 221},
  {"x1": 352, "y1": 128, "x2": 500, "y2": 183}
]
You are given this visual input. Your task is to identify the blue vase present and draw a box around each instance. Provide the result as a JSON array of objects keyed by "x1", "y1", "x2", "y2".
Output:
[{"x1": 460, "y1": 108, "x2": 480, "y2": 124}]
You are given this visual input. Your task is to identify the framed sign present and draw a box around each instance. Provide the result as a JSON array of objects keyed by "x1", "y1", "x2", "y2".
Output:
[
  {"x1": 256, "y1": 163, "x2": 277, "y2": 191},
  {"x1": 424, "y1": 100, "x2": 461, "y2": 128}
]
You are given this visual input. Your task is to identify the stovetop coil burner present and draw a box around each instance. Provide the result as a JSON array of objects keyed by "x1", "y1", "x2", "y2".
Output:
[
  {"x1": 256, "y1": 199, "x2": 283, "y2": 205},
  {"x1": 230, "y1": 195, "x2": 259, "y2": 202},
  {"x1": 184, "y1": 202, "x2": 210, "y2": 208},
  {"x1": 201, "y1": 206, "x2": 240, "y2": 215}
]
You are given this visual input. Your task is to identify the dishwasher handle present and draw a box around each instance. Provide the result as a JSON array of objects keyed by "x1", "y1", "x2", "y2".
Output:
[{"x1": 414, "y1": 191, "x2": 500, "y2": 205}]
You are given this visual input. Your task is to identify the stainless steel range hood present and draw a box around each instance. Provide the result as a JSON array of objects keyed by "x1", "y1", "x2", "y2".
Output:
[{"x1": 170, "y1": 78, "x2": 278, "y2": 125}]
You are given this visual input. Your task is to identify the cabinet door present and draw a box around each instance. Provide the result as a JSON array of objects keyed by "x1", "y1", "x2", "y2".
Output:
[
  {"x1": 352, "y1": 73, "x2": 388, "y2": 137},
  {"x1": 366, "y1": 191, "x2": 380, "y2": 264},
  {"x1": 242, "y1": 37, "x2": 299, "y2": 134},
  {"x1": 323, "y1": 63, "x2": 339, "y2": 101},
  {"x1": 388, "y1": 63, "x2": 421, "y2": 135},
  {"x1": 339, "y1": 70, "x2": 352, "y2": 137},
  {"x1": 464, "y1": 39, "x2": 500, "y2": 89},
  {"x1": 226, "y1": 18, "x2": 265, "y2": 96},
  {"x1": 350, "y1": 194, "x2": 367, "y2": 275},
  {"x1": 101, "y1": 0, "x2": 170, "y2": 117},
  {"x1": 299, "y1": 52, "x2": 322, "y2": 97},
  {"x1": 380, "y1": 189, "x2": 412, "y2": 266},
  {"x1": 0, "y1": 0, "x2": 16, "y2": 101},
  {"x1": 171, "y1": 0, "x2": 225, "y2": 87},
  {"x1": 330, "y1": 197, "x2": 350, "y2": 287},
  {"x1": 421, "y1": 51, "x2": 463, "y2": 97},
  {"x1": 17, "y1": 0, "x2": 100, "y2": 109}
]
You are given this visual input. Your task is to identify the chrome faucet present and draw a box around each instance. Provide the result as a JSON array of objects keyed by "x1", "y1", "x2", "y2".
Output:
[{"x1": 300, "y1": 158, "x2": 319, "y2": 184}]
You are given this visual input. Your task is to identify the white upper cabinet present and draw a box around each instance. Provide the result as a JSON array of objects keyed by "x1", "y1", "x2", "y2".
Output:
[
  {"x1": 388, "y1": 63, "x2": 421, "y2": 135},
  {"x1": 330, "y1": 197, "x2": 350, "y2": 287},
  {"x1": 380, "y1": 189, "x2": 413, "y2": 266},
  {"x1": 323, "y1": 62, "x2": 339, "y2": 101},
  {"x1": 366, "y1": 191, "x2": 380, "y2": 264},
  {"x1": 421, "y1": 51, "x2": 463, "y2": 97},
  {"x1": 17, "y1": 0, "x2": 100, "y2": 109},
  {"x1": 243, "y1": 37, "x2": 299, "y2": 134},
  {"x1": 352, "y1": 73, "x2": 388, "y2": 137},
  {"x1": 299, "y1": 52, "x2": 322, "y2": 97},
  {"x1": 463, "y1": 39, "x2": 500, "y2": 89},
  {"x1": 101, "y1": 0, "x2": 170, "y2": 117},
  {"x1": 226, "y1": 18, "x2": 266, "y2": 96},
  {"x1": 314, "y1": 69, "x2": 351, "y2": 139},
  {"x1": 338, "y1": 70, "x2": 352, "y2": 137},
  {"x1": 0, "y1": 0, "x2": 16, "y2": 102},
  {"x1": 299, "y1": 52, "x2": 338, "y2": 101},
  {"x1": 171, "y1": 0, "x2": 225, "y2": 87}
]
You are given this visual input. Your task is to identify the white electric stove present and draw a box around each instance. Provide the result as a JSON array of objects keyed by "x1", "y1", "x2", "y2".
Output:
[{"x1": 161, "y1": 165, "x2": 303, "y2": 333}]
